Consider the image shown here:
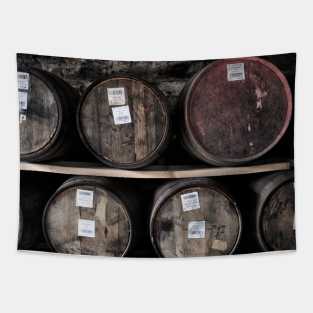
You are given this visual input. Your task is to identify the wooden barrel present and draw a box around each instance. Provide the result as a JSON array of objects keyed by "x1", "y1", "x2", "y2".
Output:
[
  {"x1": 150, "y1": 178, "x2": 242, "y2": 257},
  {"x1": 19, "y1": 68, "x2": 79, "y2": 162},
  {"x1": 251, "y1": 171, "x2": 295, "y2": 251},
  {"x1": 42, "y1": 176, "x2": 134, "y2": 256},
  {"x1": 180, "y1": 57, "x2": 293, "y2": 166},
  {"x1": 77, "y1": 75, "x2": 170, "y2": 169}
]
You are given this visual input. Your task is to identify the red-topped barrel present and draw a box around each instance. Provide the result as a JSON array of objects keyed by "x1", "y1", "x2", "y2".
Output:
[{"x1": 180, "y1": 57, "x2": 293, "y2": 166}]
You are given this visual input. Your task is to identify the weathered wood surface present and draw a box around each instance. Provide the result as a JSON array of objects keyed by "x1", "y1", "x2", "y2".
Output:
[
  {"x1": 43, "y1": 177, "x2": 132, "y2": 256},
  {"x1": 20, "y1": 160, "x2": 292, "y2": 179},
  {"x1": 20, "y1": 73, "x2": 59, "y2": 155},
  {"x1": 78, "y1": 77, "x2": 169, "y2": 168},
  {"x1": 150, "y1": 179, "x2": 241, "y2": 257},
  {"x1": 181, "y1": 57, "x2": 293, "y2": 166},
  {"x1": 251, "y1": 171, "x2": 295, "y2": 251}
]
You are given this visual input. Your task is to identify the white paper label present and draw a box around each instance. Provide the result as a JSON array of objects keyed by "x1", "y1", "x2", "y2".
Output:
[
  {"x1": 18, "y1": 91, "x2": 28, "y2": 110},
  {"x1": 181, "y1": 192, "x2": 200, "y2": 212},
  {"x1": 112, "y1": 105, "x2": 132, "y2": 125},
  {"x1": 19, "y1": 114, "x2": 26, "y2": 123},
  {"x1": 76, "y1": 189, "x2": 94, "y2": 208},
  {"x1": 18, "y1": 72, "x2": 30, "y2": 90},
  {"x1": 188, "y1": 221, "x2": 205, "y2": 239},
  {"x1": 107, "y1": 87, "x2": 126, "y2": 106},
  {"x1": 227, "y1": 63, "x2": 245, "y2": 81},
  {"x1": 212, "y1": 239, "x2": 227, "y2": 251},
  {"x1": 78, "y1": 219, "x2": 95, "y2": 238}
]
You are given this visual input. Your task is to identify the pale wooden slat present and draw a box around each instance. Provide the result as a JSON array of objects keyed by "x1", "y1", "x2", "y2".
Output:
[{"x1": 20, "y1": 161, "x2": 292, "y2": 179}]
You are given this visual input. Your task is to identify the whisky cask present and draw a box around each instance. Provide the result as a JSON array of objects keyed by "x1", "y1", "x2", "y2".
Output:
[
  {"x1": 19, "y1": 68, "x2": 79, "y2": 162},
  {"x1": 150, "y1": 178, "x2": 242, "y2": 257},
  {"x1": 251, "y1": 171, "x2": 295, "y2": 251},
  {"x1": 42, "y1": 176, "x2": 134, "y2": 256},
  {"x1": 77, "y1": 75, "x2": 170, "y2": 169},
  {"x1": 180, "y1": 57, "x2": 293, "y2": 166}
]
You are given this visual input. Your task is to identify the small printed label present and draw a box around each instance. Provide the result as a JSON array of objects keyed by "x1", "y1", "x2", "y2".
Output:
[
  {"x1": 212, "y1": 239, "x2": 228, "y2": 251},
  {"x1": 17, "y1": 72, "x2": 30, "y2": 90},
  {"x1": 107, "y1": 87, "x2": 126, "y2": 106},
  {"x1": 188, "y1": 221, "x2": 205, "y2": 239},
  {"x1": 18, "y1": 91, "x2": 28, "y2": 110},
  {"x1": 112, "y1": 105, "x2": 132, "y2": 125},
  {"x1": 181, "y1": 192, "x2": 200, "y2": 212},
  {"x1": 19, "y1": 114, "x2": 26, "y2": 123},
  {"x1": 227, "y1": 63, "x2": 245, "y2": 81},
  {"x1": 76, "y1": 189, "x2": 94, "y2": 208},
  {"x1": 78, "y1": 219, "x2": 95, "y2": 238}
]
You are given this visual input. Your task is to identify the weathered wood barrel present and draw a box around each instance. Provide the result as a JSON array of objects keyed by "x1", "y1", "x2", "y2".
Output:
[
  {"x1": 180, "y1": 57, "x2": 293, "y2": 166},
  {"x1": 251, "y1": 171, "x2": 295, "y2": 251},
  {"x1": 150, "y1": 178, "x2": 242, "y2": 257},
  {"x1": 42, "y1": 176, "x2": 134, "y2": 256},
  {"x1": 77, "y1": 75, "x2": 170, "y2": 169},
  {"x1": 18, "y1": 68, "x2": 79, "y2": 162}
]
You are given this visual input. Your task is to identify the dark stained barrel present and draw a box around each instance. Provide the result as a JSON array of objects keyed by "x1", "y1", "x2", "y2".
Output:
[
  {"x1": 251, "y1": 171, "x2": 295, "y2": 251},
  {"x1": 180, "y1": 57, "x2": 293, "y2": 166},
  {"x1": 42, "y1": 176, "x2": 134, "y2": 256},
  {"x1": 150, "y1": 178, "x2": 242, "y2": 257},
  {"x1": 19, "y1": 68, "x2": 79, "y2": 162},
  {"x1": 77, "y1": 75, "x2": 170, "y2": 169}
]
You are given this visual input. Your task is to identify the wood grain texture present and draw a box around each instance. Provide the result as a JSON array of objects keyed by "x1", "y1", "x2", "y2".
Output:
[
  {"x1": 78, "y1": 77, "x2": 169, "y2": 168},
  {"x1": 261, "y1": 181, "x2": 295, "y2": 251},
  {"x1": 150, "y1": 179, "x2": 241, "y2": 257},
  {"x1": 43, "y1": 178, "x2": 131, "y2": 256},
  {"x1": 181, "y1": 57, "x2": 293, "y2": 166},
  {"x1": 20, "y1": 161, "x2": 292, "y2": 179},
  {"x1": 20, "y1": 73, "x2": 59, "y2": 155}
]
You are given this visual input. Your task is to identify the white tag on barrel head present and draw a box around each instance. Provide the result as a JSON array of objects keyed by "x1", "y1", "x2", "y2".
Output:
[
  {"x1": 107, "y1": 87, "x2": 126, "y2": 106},
  {"x1": 19, "y1": 114, "x2": 26, "y2": 123},
  {"x1": 181, "y1": 192, "x2": 200, "y2": 212},
  {"x1": 78, "y1": 219, "x2": 95, "y2": 238},
  {"x1": 18, "y1": 91, "x2": 28, "y2": 110},
  {"x1": 227, "y1": 63, "x2": 245, "y2": 81},
  {"x1": 188, "y1": 221, "x2": 205, "y2": 239},
  {"x1": 112, "y1": 105, "x2": 132, "y2": 125},
  {"x1": 212, "y1": 239, "x2": 227, "y2": 251},
  {"x1": 17, "y1": 72, "x2": 30, "y2": 90},
  {"x1": 76, "y1": 189, "x2": 94, "y2": 208}
]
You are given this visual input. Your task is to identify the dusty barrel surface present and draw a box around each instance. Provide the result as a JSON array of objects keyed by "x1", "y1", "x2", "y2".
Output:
[
  {"x1": 180, "y1": 57, "x2": 293, "y2": 166},
  {"x1": 43, "y1": 177, "x2": 133, "y2": 256},
  {"x1": 18, "y1": 68, "x2": 79, "y2": 162},
  {"x1": 150, "y1": 178, "x2": 242, "y2": 257},
  {"x1": 77, "y1": 75, "x2": 170, "y2": 169},
  {"x1": 251, "y1": 171, "x2": 295, "y2": 251}
]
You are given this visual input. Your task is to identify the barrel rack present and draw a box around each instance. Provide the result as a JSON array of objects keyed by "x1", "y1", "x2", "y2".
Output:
[{"x1": 20, "y1": 160, "x2": 292, "y2": 179}]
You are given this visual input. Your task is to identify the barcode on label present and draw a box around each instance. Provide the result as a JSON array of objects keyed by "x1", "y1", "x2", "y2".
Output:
[
  {"x1": 78, "y1": 219, "x2": 95, "y2": 238},
  {"x1": 17, "y1": 72, "x2": 30, "y2": 90},
  {"x1": 107, "y1": 87, "x2": 126, "y2": 106},
  {"x1": 181, "y1": 192, "x2": 200, "y2": 212},
  {"x1": 76, "y1": 189, "x2": 94, "y2": 208},
  {"x1": 188, "y1": 221, "x2": 205, "y2": 239},
  {"x1": 227, "y1": 63, "x2": 245, "y2": 81},
  {"x1": 112, "y1": 105, "x2": 132, "y2": 125},
  {"x1": 18, "y1": 91, "x2": 28, "y2": 110}
]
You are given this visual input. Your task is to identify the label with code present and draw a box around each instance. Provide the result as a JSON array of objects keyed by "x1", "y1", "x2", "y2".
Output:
[
  {"x1": 76, "y1": 189, "x2": 94, "y2": 208},
  {"x1": 181, "y1": 192, "x2": 200, "y2": 212},
  {"x1": 212, "y1": 239, "x2": 227, "y2": 251},
  {"x1": 18, "y1": 91, "x2": 28, "y2": 110},
  {"x1": 112, "y1": 105, "x2": 132, "y2": 125},
  {"x1": 188, "y1": 221, "x2": 205, "y2": 239},
  {"x1": 19, "y1": 114, "x2": 26, "y2": 123},
  {"x1": 78, "y1": 219, "x2": 95, "y2": 238},
  {"x1": 18, "y1": 72, "x2": 30, "y2": 90},
  {"x1": 107, "y1": 87, "x2": 126, "y2": 106},
  {"x1": 227, "y1": 63, "x2": 245, "y2": 81}
]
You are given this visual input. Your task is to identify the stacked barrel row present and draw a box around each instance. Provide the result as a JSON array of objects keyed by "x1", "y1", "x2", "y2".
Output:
[
  {"x1": 19, "y1": 171, "x2": 296, "y2": 257},
  {"x1": 19, "y1": 57, "x2": 292, "y2": 168}
]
